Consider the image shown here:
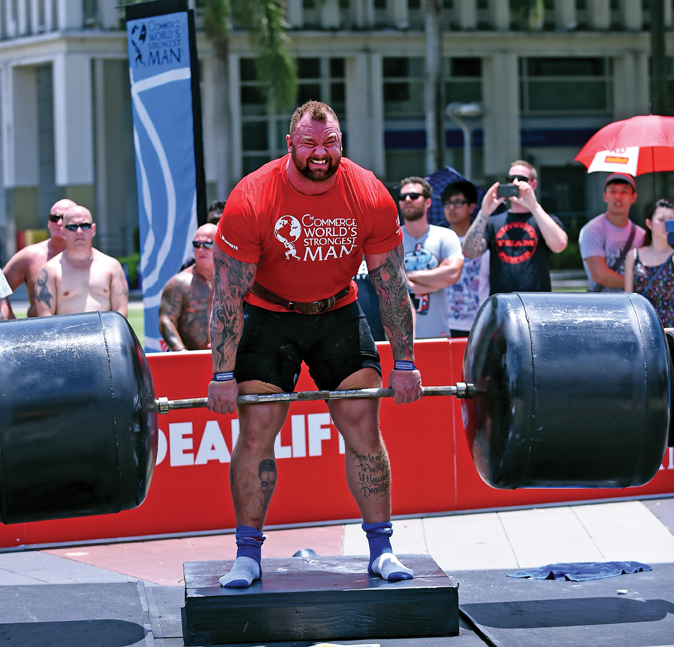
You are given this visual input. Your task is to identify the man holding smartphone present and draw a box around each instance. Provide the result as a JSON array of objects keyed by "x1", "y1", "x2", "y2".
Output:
[{"x1": 462, "y1": 160, "x2": 567, "y2": 294}]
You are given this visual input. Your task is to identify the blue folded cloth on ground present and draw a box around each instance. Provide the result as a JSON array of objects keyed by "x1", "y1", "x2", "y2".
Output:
[{"x1": 507, "y1": 561, "x2": 652, "y2": 581}]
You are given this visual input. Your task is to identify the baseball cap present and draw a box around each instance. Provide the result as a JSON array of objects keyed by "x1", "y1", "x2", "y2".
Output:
[{"x1": 605, "y1": 173, "x2": 636, "y2": 191}]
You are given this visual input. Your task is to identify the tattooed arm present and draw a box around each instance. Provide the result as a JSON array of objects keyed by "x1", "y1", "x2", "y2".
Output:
[
  {"x1": 462, "y1": 181, "x2": 504, "y2": 259},
  {"x1": 110, "y1": 261, "x2": 129, "y2": 318},
  {"x1": 159, "y1": 276, "x2": 188, "y2": 351},
  {"x1": 366, "y1": 243, "x2": 422, "y2": 404},
  {"x1": 207, "y1": 245, "x2": 257, "y2": 414},
  {"x1": 34, "y1": 266, "x2": 56, "y2": 316}
]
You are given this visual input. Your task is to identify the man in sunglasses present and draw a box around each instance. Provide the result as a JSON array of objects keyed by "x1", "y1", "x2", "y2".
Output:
[
  {"x1": 399, "y1": 176, "x2": 463, "y2": 339},
  {"x1": 159, "y1": 223, "x2": 217, "y2": 351},
  {"x1": 207, "y1": 100, "x2": 420, "y2": 589},
  {"x1": 1, "y1": 198, "x2": 76, "y2": 318},
  {"x1": 462, "y1": 160, "x2": 567, "y2": 294},
  {"x1": 34, "y1": 206, "x2": 128, "y2": 317}
]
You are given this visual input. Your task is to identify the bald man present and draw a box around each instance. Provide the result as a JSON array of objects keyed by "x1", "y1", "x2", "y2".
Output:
[
  {"x1": 2, "y1": 198, "x2": 76, "y2": 317},
  {"x1": 159, "y1": 223, "x2": 217, "y2": 350},
  {"x1": 35, "y1": 206, "x2": 128, "y2": 317}
]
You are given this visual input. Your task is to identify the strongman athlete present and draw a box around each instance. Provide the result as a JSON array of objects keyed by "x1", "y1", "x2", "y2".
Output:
[{"x1": 207, "y1": 101, "x2": 422, "y2": 588}]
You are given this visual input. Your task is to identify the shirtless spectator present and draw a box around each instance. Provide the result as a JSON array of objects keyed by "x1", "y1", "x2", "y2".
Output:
[
  {"x1": 159, "y1": 223, "x2": 217, "y2": 351},
  {"x1": 35, "y1": 206, "x2": 128, "y2": 317},
  {"x1": 2, "y1": 198, "x2": 76, "y2": 318}
]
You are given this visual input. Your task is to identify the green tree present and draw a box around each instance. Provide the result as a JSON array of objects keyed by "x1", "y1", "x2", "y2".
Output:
[{"x1": 204, "y1": 0, "x2": 297, "y2": 197}]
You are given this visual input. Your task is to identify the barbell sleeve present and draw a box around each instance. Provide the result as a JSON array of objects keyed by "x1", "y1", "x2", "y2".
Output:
[{"x1": 155, "y1": 382, "x2": 475, "y2": 414}]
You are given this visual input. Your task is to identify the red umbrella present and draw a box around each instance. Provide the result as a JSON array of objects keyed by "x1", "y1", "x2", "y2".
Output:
[{"x1": 575, "y1": 114, "x2": 674, "y2": 176}]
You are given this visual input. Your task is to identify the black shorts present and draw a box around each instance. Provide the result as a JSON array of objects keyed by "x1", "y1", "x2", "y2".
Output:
[{"x1": 234, "y1": 301, "x2": 382, "y2": 392}]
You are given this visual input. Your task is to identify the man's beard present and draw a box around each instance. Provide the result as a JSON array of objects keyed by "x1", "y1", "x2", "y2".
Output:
[
  {"x1": 290, "y1": 145, "x2": 341, "y2": 183},
  {"x1": 402, "y1": 206, "x2": 425, "y2": 222}
]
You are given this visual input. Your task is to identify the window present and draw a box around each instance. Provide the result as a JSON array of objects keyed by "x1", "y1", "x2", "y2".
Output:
[
  {"x1": 239, "y1": 57, "x2": 346, "y2": 176},
  {"x1": 520, "y1": 57, "x2": 612, "y2": 114},
  {"x1": 445, "y1": 58, "x2": 482, "y2": 104},
  {"x1": 383, "y1": 57, "x2": 425, "y2": 117}
]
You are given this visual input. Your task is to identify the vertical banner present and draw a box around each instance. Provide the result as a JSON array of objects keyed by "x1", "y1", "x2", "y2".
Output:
[{"x1": 125, "y1": 0, "x2": 206, "y2": 352}]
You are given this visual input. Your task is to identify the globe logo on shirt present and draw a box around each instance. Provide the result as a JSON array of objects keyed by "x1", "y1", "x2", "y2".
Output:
[{"x1": 274, "y1": 215, "x2": 302, "y2": 260}]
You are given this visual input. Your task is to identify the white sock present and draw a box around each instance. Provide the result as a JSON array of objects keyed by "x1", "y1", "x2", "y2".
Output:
[
  {"x1": 219, "y1": 556, "x2": 261, "y2": 588},
  {"x1": 370, "y1": 553, "x2": 414, "y2": 581}
]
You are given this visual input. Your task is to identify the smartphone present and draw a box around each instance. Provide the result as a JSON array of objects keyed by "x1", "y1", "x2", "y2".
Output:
[
  {"x1": 667, "y1": 219, "x2": 674, "y2": 245},
  {"x1": 496, "y1": 184, "x2": 520, "y2": 198},
  {"x1": 497, "y1": 183, "x2": 520, "y2": 198}
]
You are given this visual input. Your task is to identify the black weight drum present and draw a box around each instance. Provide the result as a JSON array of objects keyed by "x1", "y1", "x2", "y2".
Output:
[
  {"x1": 462, "y1": 292, "x2": 671, "y2": 489},
  {"x1": 0, "y1": 312, "x2": 157, "y2": 523}
]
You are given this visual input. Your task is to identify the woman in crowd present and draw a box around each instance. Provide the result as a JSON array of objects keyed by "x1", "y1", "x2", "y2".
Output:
[{"x1": 624, "y1": 198, "x2": 674, "y2": 328}]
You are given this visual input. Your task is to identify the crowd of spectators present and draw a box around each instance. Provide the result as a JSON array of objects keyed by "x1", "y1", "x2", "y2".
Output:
[{"x1": 2, "y1": 169, "x2": 671, "y2": 345}]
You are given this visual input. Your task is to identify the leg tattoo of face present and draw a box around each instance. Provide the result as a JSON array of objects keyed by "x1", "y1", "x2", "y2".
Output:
[{"x1": 258, "y1": 459, "x2": 278, "y2": 509}]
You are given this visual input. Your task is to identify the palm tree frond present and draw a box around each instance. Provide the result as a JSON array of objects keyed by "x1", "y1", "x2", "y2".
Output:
[{"x1": 235, "y1": 0, "x2": 297, "y2": 112}]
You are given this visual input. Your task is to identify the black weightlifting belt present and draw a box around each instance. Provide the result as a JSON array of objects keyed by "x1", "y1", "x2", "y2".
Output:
[{"x1": 251, "y1": 281, "x2": 350, "y2": 315}]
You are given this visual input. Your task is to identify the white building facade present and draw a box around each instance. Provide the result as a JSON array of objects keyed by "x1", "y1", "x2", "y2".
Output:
[{"x1": 0, "y1": 0, "x2": 671, "y2": 263}]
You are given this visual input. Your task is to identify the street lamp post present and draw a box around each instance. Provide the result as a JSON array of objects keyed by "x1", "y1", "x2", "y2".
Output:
[{"x1": 446, "y1": 102, "x2": 486, "y2": 181}]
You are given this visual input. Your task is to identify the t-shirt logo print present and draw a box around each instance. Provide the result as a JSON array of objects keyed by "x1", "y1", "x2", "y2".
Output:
[
  {"x1": 274, "y1": 216, "x2": 302, "y2": 260},
  {"x1": 495, "y1": 221, "x2": 538, "y2": 264}
]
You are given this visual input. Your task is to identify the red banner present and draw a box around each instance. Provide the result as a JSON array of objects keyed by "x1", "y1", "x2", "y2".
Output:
[{"x1": 1, "y1": 339, "x2": 672, "y2": 548}]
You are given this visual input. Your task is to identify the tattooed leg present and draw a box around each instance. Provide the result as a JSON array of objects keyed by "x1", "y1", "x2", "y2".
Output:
[
  {"x1": 220, "y1": 394, "x2": 288, "y2": 588},
  {"x1": 329, "y1": 390, "x2": 413, "y2": 581}
]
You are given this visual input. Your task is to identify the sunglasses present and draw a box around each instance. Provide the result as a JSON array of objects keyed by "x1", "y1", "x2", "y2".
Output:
[
  {"x1": 506, "y1": 175, "x2": 530, "y2": 183},
  {"x1": 64, "y1": 222, "x2": 93, "y2": 231},
  {"x1": 48, "y1": 214, "x2": 64, "y2": 223},
  {"x1": 399, "y1": 192, "x2": 425, "y2": 201},
  {"x1": 444, "y1": 200, "x2": 468, "y2": 208},
  {"x1": 192, "y1": 240, "x2": 214, "y2": 249}
]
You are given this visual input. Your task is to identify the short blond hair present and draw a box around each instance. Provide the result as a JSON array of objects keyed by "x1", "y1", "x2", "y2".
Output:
[{"x1": 510, "y1": 160, "x2": 537, "y2": 181}]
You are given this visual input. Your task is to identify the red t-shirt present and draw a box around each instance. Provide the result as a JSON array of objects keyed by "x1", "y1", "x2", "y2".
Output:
[{"x1": 216, "y1": 155, "x2": 402, "y2": 312}]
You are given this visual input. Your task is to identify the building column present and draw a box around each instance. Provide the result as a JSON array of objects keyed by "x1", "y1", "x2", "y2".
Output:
[
  {"x1": 228, "y1": 52, "x2": 242, "y2": 187},
  {"x1": 100, "y1": 0, "x2": 119, "y2": 30},
  {"x1": 554, "y1": 0, "x2": 576, "y2": 30},
  {"x1": 587, "y1": 0, "x2": 610, "y2": 30},
  {"x1": 57, "y1": 0, "x2": 82, "y2": 30},
  {"x1": 44, "y1": 0, "x2": 54, "y2": 32},
  {"x1": 345, "y1": 53, "x2": 384, "y2": 178},
  {"x1": 618, "y1": 0, "x2": 642, "y2": 30},
  {"x1": 488, "y1": 0, "x2": 509, "y2": 31},
  {"x1": 52, "y1": 53, "x2": 94, "y2": 206},
  {"x1": 482, "y1": 53, "x2": 519, "y2": 178},
  {"x1": 17, "y1": 0, "x2": 28, "y2": 36},
  {"x1": 287, "y1": 0, "x2": 303, "y2": 28},
  {"x1": 320, "y1": 0, "x2": 341, "y2": 29},
  {"x1": 3, "y1": 64, "x2": 40, "y2": 246},
  {"x1": 353, "y1": 0, "x2": 375, "y2": 29},
  {"x1": 390, "y1": 0, "x2": 409, "y2": 29},
  {"x1": 613, "y1": 53, "x2": 649, "y2": 121},
  {"x1": 457, "y1": 0, "x2": 477, "y2": 30}
]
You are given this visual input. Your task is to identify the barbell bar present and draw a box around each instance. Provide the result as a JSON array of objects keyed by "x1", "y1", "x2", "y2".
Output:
[
  {"x1": 0, "y1": 292, "x2": 672, "y2": 526},
  {"x1": 156, "y1": 383, "x2": 476, "y2": 414}
]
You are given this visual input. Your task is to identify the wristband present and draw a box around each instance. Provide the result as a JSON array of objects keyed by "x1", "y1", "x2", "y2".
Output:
[
  {"x1": 212, "y1": 371, "x2": 234, "y2": 382},
  {"x1": 394, "y1": 360, "x2": 416, "y2": 371}
]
